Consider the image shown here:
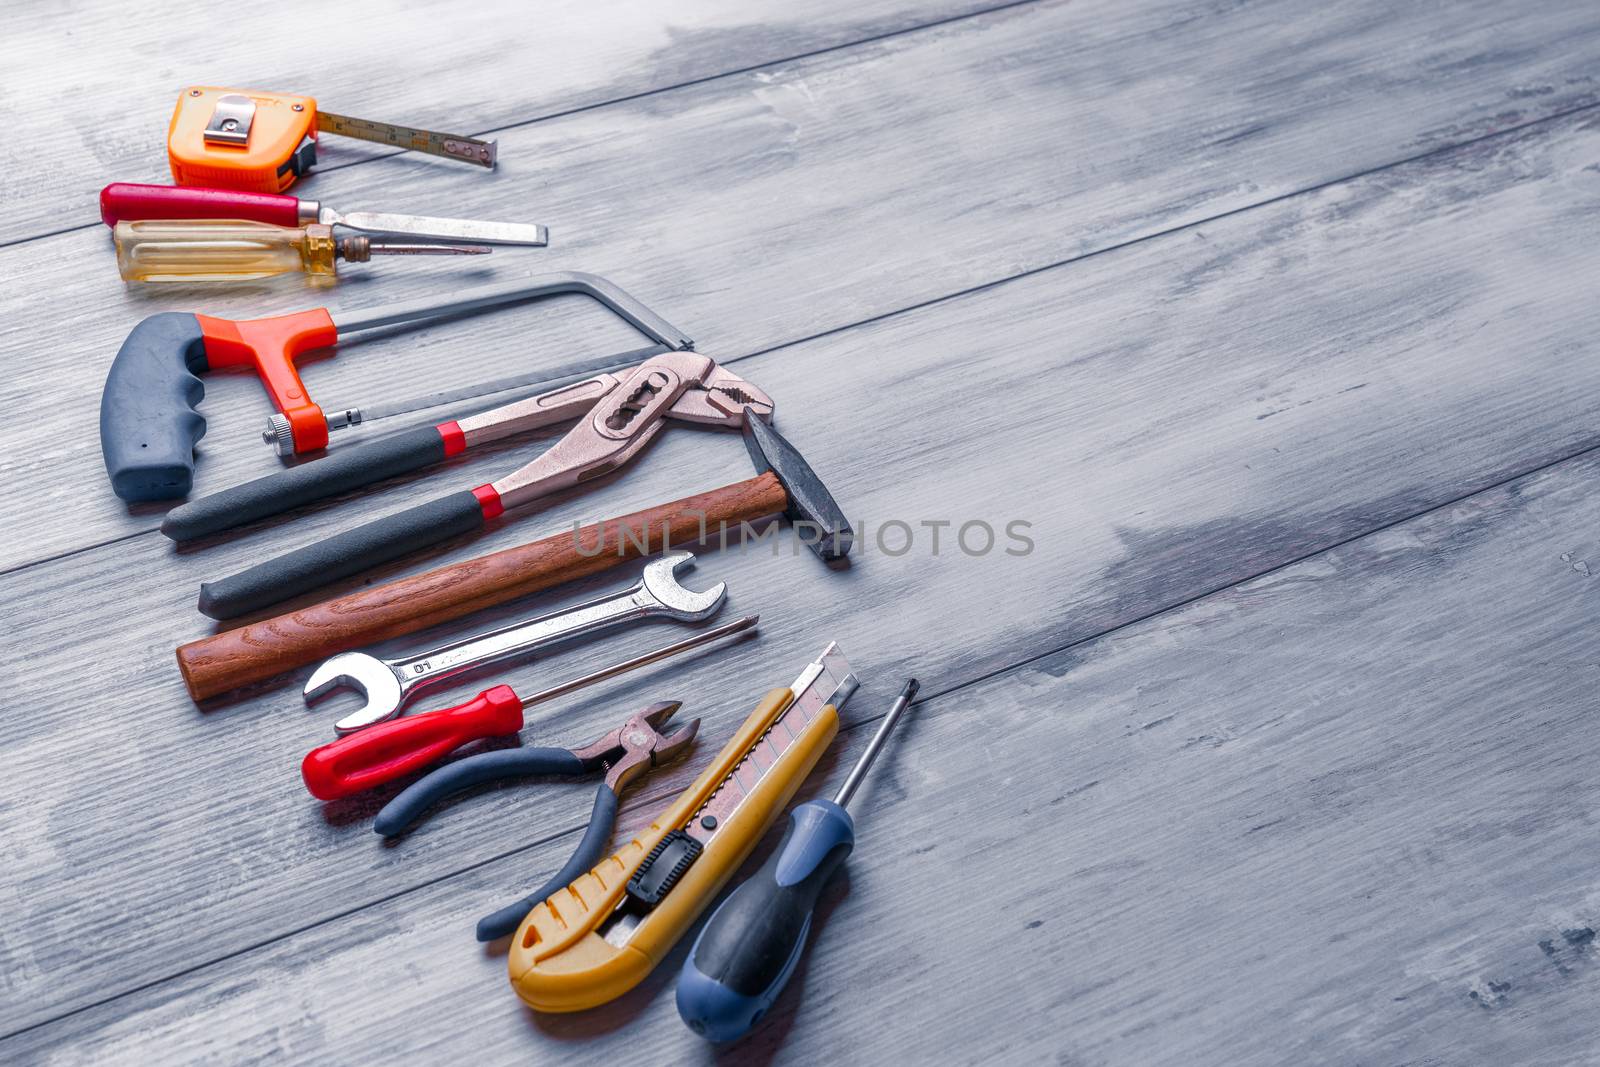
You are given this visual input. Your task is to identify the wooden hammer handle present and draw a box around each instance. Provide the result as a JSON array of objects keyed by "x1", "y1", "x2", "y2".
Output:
[{"x1": 176, "y1": 473, "x2": 788, "y2": 701}]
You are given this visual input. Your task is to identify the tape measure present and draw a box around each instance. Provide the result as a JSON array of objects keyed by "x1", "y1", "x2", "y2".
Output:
[{"x1": 166, "y1": 86, "x2": 497, "y2": 193}]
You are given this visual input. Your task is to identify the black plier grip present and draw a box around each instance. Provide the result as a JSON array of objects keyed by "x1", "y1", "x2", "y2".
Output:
[
  {"x1": 372, "y1": 747, "x2": 586, "y2": 837},
  {"x1": 370, "y1": 700, "x2": 698, "y2": 942},
  {"x1": 476, "y1": 785, "x2": 620, "y2": 942}
]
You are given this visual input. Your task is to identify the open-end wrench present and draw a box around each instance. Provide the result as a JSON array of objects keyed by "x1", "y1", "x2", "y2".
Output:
[{"x1": 304, "y1": 552, "x2": 725, "y2": 735}]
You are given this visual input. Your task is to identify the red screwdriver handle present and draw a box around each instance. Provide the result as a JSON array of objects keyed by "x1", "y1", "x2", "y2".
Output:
[
  {"x1": 300, "y1": 685, "x2": 525, "y2": 801},
  {"x1": 99, "y1": 182, "x2": 305, "y2": 227}
]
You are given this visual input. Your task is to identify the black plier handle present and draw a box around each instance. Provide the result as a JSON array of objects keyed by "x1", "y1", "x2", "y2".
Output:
[{"x1": 371, "y1": 701, "x2": 699, "y2": 942}]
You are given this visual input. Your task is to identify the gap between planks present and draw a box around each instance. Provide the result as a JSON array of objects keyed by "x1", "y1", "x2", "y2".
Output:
[
  {"x1": 11, "y1": 96, "x2": 1600, "y2": 1031},
  {"x1": 0, "y1": 707, "x2": 884, "y2": 1044},
  {"x1": 0, "y1": 0, "x2": 1039, "y2": 252},
  {"x1": 15, "y1": 431, "x2": 1600, "y2": 1049},
  {"x1": 12, "y1": 4, "x2": 1600, "y2": 1049},
  {"x1": 13, "y1": 0, "x2": 1600, "y2": 574},
  {"x1": 11, "y1": 95, "x2": 1597, "y2": 582},
  {"x1": 14, "y1": 392, "x2": 1600, "y2": 1046}
]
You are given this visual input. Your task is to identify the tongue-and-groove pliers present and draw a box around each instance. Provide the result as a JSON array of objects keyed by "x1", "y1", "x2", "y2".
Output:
[{"x1": 183, "y1": 349, "x2": 774, "y2": 618}]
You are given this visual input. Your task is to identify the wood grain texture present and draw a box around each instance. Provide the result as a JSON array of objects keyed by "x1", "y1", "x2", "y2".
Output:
[
  {"x1": 12, "y1": 443, "x2": 1600, "y2": 1065},
  {"x1": 0, "y1": 0, "x2": 1009, "y2": 241},
  {"x1": 4, "y1": 101, "x2": 1600, "y2": 1036},
  {"x1": 5, "y1": 0, "x2": 1600, "y2": 572},
  {"x1": 176, "y1": 472, "x2": 788, "y2": 698},
  {"x1": 7, "y1": 0, "x2": 1600, "y2": 1058}
]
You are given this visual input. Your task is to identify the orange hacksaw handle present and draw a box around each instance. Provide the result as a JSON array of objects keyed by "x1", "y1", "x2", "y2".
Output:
[{"x1": 195, "y1": 308, "x2": 338, "y2": 452}]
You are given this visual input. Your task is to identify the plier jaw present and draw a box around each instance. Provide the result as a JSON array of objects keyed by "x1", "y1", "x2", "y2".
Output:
[
  {"x1": 571, "y1": 700, "x2": 701, "y2": 793},
  {"x1": 486, "y1": 353, "x2": 774, "y2": 511},
  {"x1": 666, "y1": 364, "x2": 775, "y2": 427}
]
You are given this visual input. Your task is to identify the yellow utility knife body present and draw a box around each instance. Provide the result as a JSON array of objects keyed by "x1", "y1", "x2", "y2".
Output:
[{"x1": 508, "y1": 643, "x2": 859, "y2": 1012}]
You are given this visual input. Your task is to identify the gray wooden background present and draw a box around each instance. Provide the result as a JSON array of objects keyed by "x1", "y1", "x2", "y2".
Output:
[{"x1": 4, "y1": 1, "x2": 1599, "y2": 1063}]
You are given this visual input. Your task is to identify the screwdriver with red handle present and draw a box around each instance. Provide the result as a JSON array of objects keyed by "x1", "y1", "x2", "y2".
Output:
[
  {"x1": 100, "y1": 182, "x2": 549, "y2": 246},
  {"x1": 301, "y1": 615, "x2": 758, "y2": 801}
]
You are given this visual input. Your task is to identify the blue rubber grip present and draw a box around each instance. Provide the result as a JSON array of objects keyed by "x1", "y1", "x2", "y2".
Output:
[
  {"x1": 373, "y1": 747, "x2": 584, "y2": 837},
  {"x1": 99, "y1": 313, "x2": 209, "y2": 502},
  {"x1": 677, "y1": 800, "x2": 855, "y2": 1042},
  {"x1": 476, "y1": 785, "x2": 619, "y2": 942}
]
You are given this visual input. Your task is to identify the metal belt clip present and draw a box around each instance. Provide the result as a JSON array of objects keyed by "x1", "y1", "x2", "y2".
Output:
[{"x1": 203, "y1": 93, "x2": 256, "y2": 146}]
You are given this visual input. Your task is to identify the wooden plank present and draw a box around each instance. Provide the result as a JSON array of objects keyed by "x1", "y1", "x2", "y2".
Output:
[
  {"x1": 12, "y1": 440, "x2": 1600, "y2": 1063},
  {"x1": 0, "y1": 0, "x2": 1009, "y2": 241},
  {"x1": 6, "y1": 0, "x2": 1600, "y2": 571},
  {"x1": 4, "y1": 105, "x2": 1600, "y2": 1034}
]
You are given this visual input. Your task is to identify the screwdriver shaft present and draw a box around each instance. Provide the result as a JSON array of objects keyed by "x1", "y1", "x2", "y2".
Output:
[
  {"x1": 360, "y1": 242, "x2": 491, "y2": 256},
  {"x1": 522, "y1": 615, "x2": 759, "y2": 708},
  {"x1": 834, "y1": 678, "x2": 919, "y2": 808},
  {"x1": 334, "y1": 236, "x2": 490, "y2": 263}
]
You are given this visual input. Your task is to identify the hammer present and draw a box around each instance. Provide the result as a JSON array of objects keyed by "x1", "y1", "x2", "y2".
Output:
[{"x1": 176, "y1": 412, "x2": 851, "y2": 701}]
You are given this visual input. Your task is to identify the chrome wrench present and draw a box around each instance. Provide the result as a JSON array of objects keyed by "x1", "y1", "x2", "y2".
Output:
[{"x1": 303, "y1": 553, "x2": 725, "y2": 734}]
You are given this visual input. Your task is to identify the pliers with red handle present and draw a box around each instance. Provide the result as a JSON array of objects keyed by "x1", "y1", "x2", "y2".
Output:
[
  {"x1": 182, "y1": 348, "x2": 773, "y2": 620},
  {"x1": 369, "y1": 700, "x2": 699, "y2": 942}
]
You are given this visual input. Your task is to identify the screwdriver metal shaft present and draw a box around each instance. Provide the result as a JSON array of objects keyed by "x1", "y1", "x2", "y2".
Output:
[
  {"x1": 835, "y1": 678, "x2": 919, "y2": 807},
  {"x1": 520, "y1": 614, "x2": 760, "y2": 707},
  {"x1": 113, "y1": 219, "x2": 489, "y2": 282},
  {"x1": 338, "y1": 237, "x2": 490, "y2": 260}
]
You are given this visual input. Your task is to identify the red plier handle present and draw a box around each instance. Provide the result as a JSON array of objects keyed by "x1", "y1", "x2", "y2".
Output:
[
  {"x1": 300, "y1": 686, "x2": 525, "y2": 801},
  {"x1": 100, "y1": 182, "x2": 311, "y2": 228}
]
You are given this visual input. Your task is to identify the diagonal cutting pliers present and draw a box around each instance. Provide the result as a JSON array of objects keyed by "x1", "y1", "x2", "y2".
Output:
[{"x1": 371, "y1": 700, "x2": 700, "y2": 942}]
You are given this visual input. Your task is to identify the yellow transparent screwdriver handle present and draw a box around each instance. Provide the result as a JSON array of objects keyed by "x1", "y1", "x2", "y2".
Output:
[{"x1": 114, "y1": 220, "x2": 337, "y2": 282}]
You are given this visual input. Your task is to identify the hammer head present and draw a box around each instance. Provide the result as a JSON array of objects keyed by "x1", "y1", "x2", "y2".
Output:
[{"x1": 740, "y1": 407, "x2": 853, "y2": 561}]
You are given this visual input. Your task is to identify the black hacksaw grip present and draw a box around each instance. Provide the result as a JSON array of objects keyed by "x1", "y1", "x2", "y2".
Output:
[{"x1": 98, "y1": 272, "x2": 692, "y2": 502}]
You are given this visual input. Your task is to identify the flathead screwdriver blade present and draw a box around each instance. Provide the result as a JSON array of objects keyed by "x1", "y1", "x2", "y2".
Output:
[{"x1": 322, "y1": 208, "x2": 549, "y2": 246}]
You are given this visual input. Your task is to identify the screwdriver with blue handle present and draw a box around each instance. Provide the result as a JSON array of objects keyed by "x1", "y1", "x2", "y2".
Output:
[{"x1": 676, "y1": 678, "x2": 920, "y2": 1042}]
